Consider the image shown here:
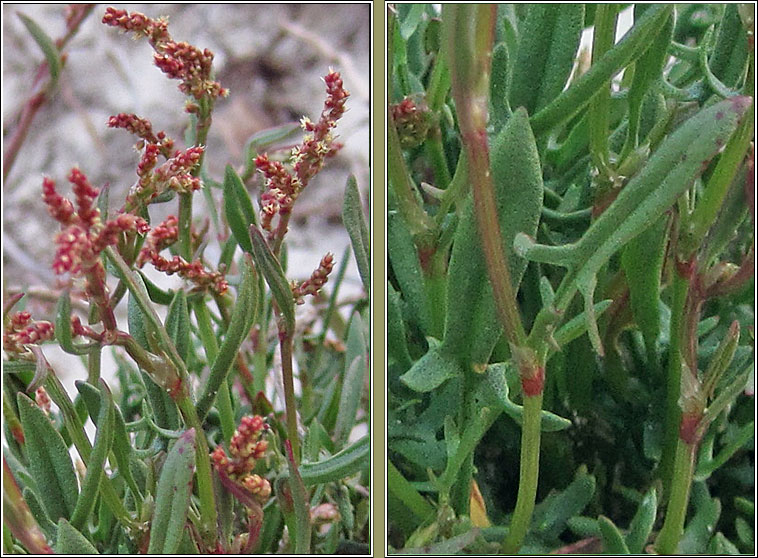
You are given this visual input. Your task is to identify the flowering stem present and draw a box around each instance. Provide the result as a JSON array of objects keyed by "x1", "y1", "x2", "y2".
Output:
[
  {"x1": 655, "y1": 439, "x2": 697, "y2": 554},
  {"x1": 660, "y1": 271, "x2": 690, "y2": 495},
  {"x1": 87, "y1": 345, "x2": 101, "y2": 385},
  {"x1": 193, "y1": 299, "x2": 235, "y2": 444},
  {"x1": 179, "y1": 103, "x2": 213, "y2": 261},
  {"x1": 178, "y1": 193, "x2": 194, "y2": 260},
  {"x1": 503, "y1": 392, "x2": 544, "y2": 554},
  {"x1": 280, "y1": 328, "x2": 300, "y2": 461}
]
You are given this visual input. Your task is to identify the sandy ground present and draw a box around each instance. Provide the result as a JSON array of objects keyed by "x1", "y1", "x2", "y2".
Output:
[{"x1": 2, "y1": 4, "x2": 370, "y2": 396}]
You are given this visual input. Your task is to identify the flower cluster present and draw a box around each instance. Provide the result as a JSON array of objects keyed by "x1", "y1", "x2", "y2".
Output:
[
  {"x1": 136, "y1": 215, "x2": 179, "y2": 266},
  {"x1": 107, "y1": 113, "x2": 174, "y2": 157},
  {"x1": 211, "y1": 416, "x2": 271, "y2": 505},
  {"x1": 3, "y1": 312, "x2": 54, "y2": 355},
  {"x1": 391, "y1": 96, "x2": 432, "y2": 149},
  {"x1": 147, "y1": 252, "x2": 228, "y2": 295},
  {"x1": 102, "y1": 7, "x2": 227, "y2": 103},
  {"x1": 43, "y1": 170, "x2": 149, "y2": 276},
  {"x1": 127, "y1": 143, "x2": 204, "y2": 209},
  {"x1": 255, "y1": 70, "x2": 349, "y2": 233},
  {"x1": 292, "y1": 252, "x2": 334, "y2": 304}
]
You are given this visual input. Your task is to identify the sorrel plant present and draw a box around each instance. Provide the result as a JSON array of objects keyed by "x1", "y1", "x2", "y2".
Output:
[{"x1": 3, "y1": 7, "x2": 370, "y2": 555}]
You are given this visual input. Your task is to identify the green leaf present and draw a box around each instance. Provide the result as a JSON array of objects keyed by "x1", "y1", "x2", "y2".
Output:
[
  {"x1": 621, "y1": 216, "x2": 668, "y2": 368},
  {"x1": 387, "y1": 210, "x2": 433, "y2": 334},
  {"x1": 22, "y1": 486, "x2": 56, "y2": 539},
  {"x1": 399, "y1": 343, "x2": 462, "y2": 393},
  {"x1": 509, "y1": 4, "x2": 584, "y2": 114},
  {"x1": 387, "y1": 460, "x2": 435, "y2": 525},
  {"x1": 298, "y1": 436, "x2": 369, "y2": 486},
  {"x1": 139, "y1": 271, "x2": 175, "y2": 305},
  {"x1": 75, "y1": 380, "x2": 142, "y2": 504},
  {"x1": 387, "y1": 282, "x2": 412, "y2": 369},
  {"x1": 249, "y1": 225, "x2": 294, "y2": 334},
  {"x1": 224, "y1": 164, "x2": 255, "y2": 254},
  {"x1": 552, "y1": 300, "x2": 613, "y2": 350},
  {"x1": 148, "y1": 428, "x2": 197, "y2": 554},
  {"x1": 399, "y1": 3, "x2": 426, "y2": 40},
  {"x1": 442, "y1": 107, "x2": 543, "y2": 366},
  {"x1": 69, "y1": 381, "x2": 114, "y2": 530},
  {"x1": 532, "y1": 467, "x2": 596, "y2": 540},
  {"x1": 625, "y1": 486, "x2": 657, "y2": 553},
  {"x1": 679, "y1": 492, "x2": 721, "y2": 554},
  {"x1": 17, "y1": 12, "x2": 61, "y2": 86},
  {"x1": 599, "y1": 515, "x2": 631, "y2": 554},
  {"x1": 708, "y1": 532, "x2": 741, "y2": 555},
  {"x1": 127, "y1": 289, "x2": 151, "y2": 351},
  {"x1": 342, "y1": 175, "x2": 370, "y2": 292},
  {"x1": 17, "y1": 392, "x2": 78, "y2": 522},
  {"x1": 55, "y1": 290, "x2": 96, "y2": 355},
  {"x1": 55, "y1": 518, "x2": 99, "y2": 554},
  {"x1": 695, "y1": 421, "x2": 754, "y2": 480}
]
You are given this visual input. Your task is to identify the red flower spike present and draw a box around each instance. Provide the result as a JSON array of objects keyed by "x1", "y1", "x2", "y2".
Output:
[
  {"x1": 147, "y1": 251, "x2": 228, "y2": 295},
  {"x1": 254, "y1": 70, "x2": 348, "y2": 232},
  {"x1": 211, "y1": 415, "x2": 272, "y2": 506},
  {"x1": 3, "y1": 314, "x2": 55, "y2": 355},
  {"x1": 42, "y1": 178, "x2": 76, "y2": 226},
  {"x1": 293, "y1": 252, "x2": 334, "y2": 303},
  {"x1": 137, "y1": 215, "x2": 180, "y2": 267}
]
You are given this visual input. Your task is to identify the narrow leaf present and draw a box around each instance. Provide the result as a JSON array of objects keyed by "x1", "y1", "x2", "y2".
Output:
[
  {"x1": 69, "y1": 381, "x2": 114, "y2": 530},
  {"x1": 334, "y1": 314, "x2": 367, "y2": 447},
  {"x1": 249, "y1": 225, "x2": 295, "y2": 334},
  {"x1": 17, "y1": 12, "x2": 61, "y2": 85},
  {"x1": 599, "y1": 515, "x2": 631, "y2": 554},
  {"x1": 626, "y1": 486, "x2": 658, "y2": 553},
  {"x1": 196, "y1": 258, "x2": 257, "y2": 420},
  {"x1": 55, "y1": 290, "x2": 96, "y2": 355},
  {"x1": 342, "y1": 175, "x2": 370, "y2": 292},
  {"x1": 299, "y1": 436, "x2": 369, "y2": 486},
  {"x1": 224, "y1": 164, "x2": 255, "y2": 253}
]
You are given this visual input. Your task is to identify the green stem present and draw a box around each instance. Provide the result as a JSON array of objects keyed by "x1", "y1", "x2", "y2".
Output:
[
  {"x1": 388, "y1": 113, "x2": 436, "y2": 239},
  {"x1": 87, "y1": 346, "x2": 101, "y2": 385},
  {"x1": 193, "y1": 300, "x2": 235, "y2": 444},
  {"x1": 387, "y1": 460, "x2": 435, "y2": 522},
  {"x1": 660, "y1": 272, "x2": 690, "y2": 495},
  {"x1": 502, "y1": 393, "x2": 544, "y2": 554},
  {"x1": 655, "y1": 439, "x2": 697, "y2": 554},
  {"x1": 280, "y1": 330, "x2": 300, "y2": 461},
  {"x1": 178, "y1": 192, "x2": 194, "y2": 261},
  {"x1": 424, "y1": 131, "x2": 452, "y2": 188},
  {"x1": 446, "y1": 4, "x2": 527, "y2": 349}
]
